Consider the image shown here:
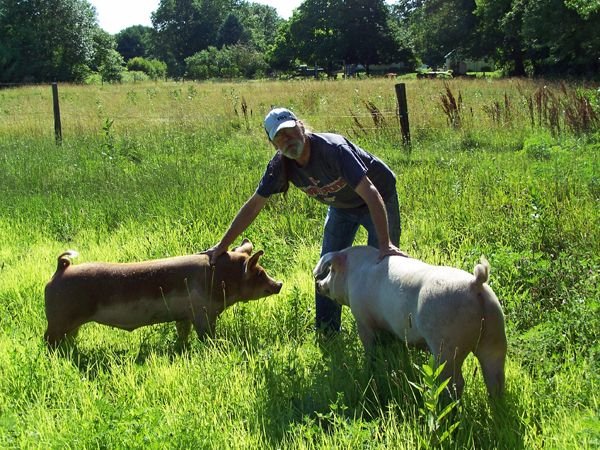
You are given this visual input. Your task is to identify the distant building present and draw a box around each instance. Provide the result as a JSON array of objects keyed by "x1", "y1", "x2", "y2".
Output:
[{"x1": 444, "y1": 50, "x2": 494, "y2": 75}]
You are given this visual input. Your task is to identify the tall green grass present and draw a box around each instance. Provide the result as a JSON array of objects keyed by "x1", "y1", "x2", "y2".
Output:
[{"x1": 0, "y1": 78, "x2": 598, "y2": 448}]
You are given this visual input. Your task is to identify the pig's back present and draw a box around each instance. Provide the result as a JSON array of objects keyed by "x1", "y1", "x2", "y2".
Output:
[
  {"x1": 60, "y1": 254, "x2": 210, "y2": 280},
  {"x1": 46, "y1": 254, "x2": 213, "y2": 307}
]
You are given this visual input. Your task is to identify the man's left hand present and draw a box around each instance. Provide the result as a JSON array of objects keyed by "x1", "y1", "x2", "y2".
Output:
[{"x1": 378, "y1": 245, "x2": 409, "y2": 262}]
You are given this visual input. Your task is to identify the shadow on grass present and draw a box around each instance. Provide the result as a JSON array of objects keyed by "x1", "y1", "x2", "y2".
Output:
[
  {"x1": 47, "y1": 326, "x2": 530, "y2": 448},
  {"x1": 254, "y1": 331, "x2": 422, "y2": 445},
  {"x1": 50, "y1": 327, "x2": 192, "y2": 379},
  {"x1": 256, "y1": 331, "x2": 528, "y2": 448}
]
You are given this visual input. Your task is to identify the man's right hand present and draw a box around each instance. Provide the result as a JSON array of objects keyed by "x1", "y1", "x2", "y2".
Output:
[{"x1": 201, "y1": 244, "x2": 227, "y2": 265}]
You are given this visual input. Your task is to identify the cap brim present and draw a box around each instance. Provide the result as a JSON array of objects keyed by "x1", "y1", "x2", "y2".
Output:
[{"x1": 269, "y1": 120, "x2": 296, "y2": 141}]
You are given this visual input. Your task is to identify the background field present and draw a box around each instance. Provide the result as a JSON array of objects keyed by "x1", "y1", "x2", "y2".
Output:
[{"x1": 1, "y1": 78, "x2": 598, "y2": 448}]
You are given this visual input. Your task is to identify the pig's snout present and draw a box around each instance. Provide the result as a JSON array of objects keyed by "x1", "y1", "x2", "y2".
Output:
[
  {"x1": 315, "y1": 279, "x2": 328, "y2": 296},
  {"x1": 269, "y1": 281, "x2": 283, "y2": 295},
  {"x1": 314, "y1": 265, "x2": 330, "y2": 281}
]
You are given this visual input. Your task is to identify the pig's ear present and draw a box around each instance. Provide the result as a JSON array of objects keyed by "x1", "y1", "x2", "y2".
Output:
[
  {"x1": 330, "y1": 253, "x2": 347, "y2": 272},
  {"x1": 314, "y1": 252, "x2": 335, "y2": 278},
  {"x1": 245, "y1": 250, "x2": 264, "y2": 273},
  {"x1": 233, "y1": 239, "x2": 253, "y2": 256}
]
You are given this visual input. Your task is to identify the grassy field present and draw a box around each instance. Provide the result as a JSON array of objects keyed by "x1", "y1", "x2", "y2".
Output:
[{"x1": 0, "y1": 78, "x2": 598, "y2": 448}]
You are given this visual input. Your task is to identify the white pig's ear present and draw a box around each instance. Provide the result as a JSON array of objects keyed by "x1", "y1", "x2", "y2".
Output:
[
  {"x1": 245, "y1": 250, "x2": 263, "y2": 273},
  {"x1": 330, "y1": 253, "x2": 347, "y2": 272},
  {"x1": 313, "y1": 252, "x2": 335, "y2": 278}
]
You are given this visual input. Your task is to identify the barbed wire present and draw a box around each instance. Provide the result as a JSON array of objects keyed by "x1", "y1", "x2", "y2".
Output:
[{"x1": 0, "y1": 111, "x2": 405, "y2": 121}]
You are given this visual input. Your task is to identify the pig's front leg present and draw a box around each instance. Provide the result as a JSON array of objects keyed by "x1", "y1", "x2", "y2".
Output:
[
  {"x1": 356, "y1": 321, "x2": 377, "y2": 351},
  {"x1": 357, "y1": 320, "x2": 382, "y2": 369},
  {"x1": 192, "y1": 307, "x2": 218, "y2": 340},
  {"x1": 175, "y1": 320, "x2": 191, "y2": 348}
]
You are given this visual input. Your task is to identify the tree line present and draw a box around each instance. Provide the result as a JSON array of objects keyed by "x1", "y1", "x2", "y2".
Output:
[{"x1": 1, "y1": 0, "x2": 598, "y2": 84}]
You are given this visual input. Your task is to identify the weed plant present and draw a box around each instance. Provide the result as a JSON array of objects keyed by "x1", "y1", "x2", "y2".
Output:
[{"x1": 0, "y1": 78, "x2": 598, "y2": 448}]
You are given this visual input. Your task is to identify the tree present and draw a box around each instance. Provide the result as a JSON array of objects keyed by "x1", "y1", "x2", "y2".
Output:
[
  {"x1": 565, "y1": 0, "x2": 600, "y2": 19},
  {"x1": 475, "y1": 0, "x2": 600, "y2": 76},
  {"x1": 408, "y1": 0, "x2": 479, "y2": 68},
  {"x1": 239, "y1": 3, "x2": 282, "y2": 53},
  {"x1": 150, "y1": 0, "x2": 281, "y2": 77},
  {"x1": 341, "y1": 0, "x2": 403, "y2": 73},
  {"x1": 271, "y1": 0, "x2": 412, "y2": 76},
  {"x1": 0, "y1": 0, "x2": 100, "y2": 82},
  {"x1": 287, "y1": 0, "x2": 345, "y2": 75},
  {"x1": 116, "y1": 25, "x2": 153, "y2": 61},
  {"x1": 266, "y1": 21, "x2": 297, "y2": 72},
  {"x1": 152, "y1": 0, "x2": 203, "y2": 77},
  {"x1": 520, "y1": 0, "x2": 600, "y2": 75},
  {"x1": 127, "y1": 57, "x2": 167, "y2": 80},
  {"x1": 217, "y1": 13, "x2": 249, "y2": 47},
  {"x1": 91, "y1": 28, "x2": 117, "y2": 72},
  {"x1": 152, "y1": 0, "x2": 241, "y2": 77},
  {"x1": 474, "y1": 0, "x2": 527, "y2": 76},
  {"x1": 228, "y1": 44, "x2": 268, "y2": 78}
]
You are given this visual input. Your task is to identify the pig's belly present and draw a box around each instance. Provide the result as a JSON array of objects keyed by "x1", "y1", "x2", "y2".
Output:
[
  {"x1": 91, "y1": 296, "x2": 191, "y2": 330},
  {"x1": 387, "y1": 320, "x2": 425, "y2": 346}
]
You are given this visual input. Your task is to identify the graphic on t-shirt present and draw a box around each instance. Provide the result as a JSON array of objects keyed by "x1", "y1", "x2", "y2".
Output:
[{"x1": 300, "y1": 176, "x2": 347, "y2": 202}]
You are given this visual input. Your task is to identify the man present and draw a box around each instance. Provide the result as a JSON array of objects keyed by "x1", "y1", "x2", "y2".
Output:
[{"x1": 205, "y1": 107, "x2": 406, "y2": 333}]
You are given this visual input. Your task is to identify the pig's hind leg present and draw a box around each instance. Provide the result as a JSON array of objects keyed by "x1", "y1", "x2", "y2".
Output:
[
  {"x1": 474, "y1": 327, "x2": 507, "y2": 397},
  {"x1": 426, "y1": 337, "x2": 470, "y2": 398}
]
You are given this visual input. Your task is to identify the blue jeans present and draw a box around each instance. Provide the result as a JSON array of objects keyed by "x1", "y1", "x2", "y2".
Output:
[{"x1": 315, "y1": 193, "x2": 401, "y2": 332}]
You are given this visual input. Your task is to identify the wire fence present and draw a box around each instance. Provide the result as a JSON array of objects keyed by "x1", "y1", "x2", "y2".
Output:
[{"x1": 1, "y1": 80, "x2": 598, "y2": 141}]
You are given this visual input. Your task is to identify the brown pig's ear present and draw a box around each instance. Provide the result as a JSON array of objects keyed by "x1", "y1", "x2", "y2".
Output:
[
  {"x1": 233, "y1": 239, "x2": 253, "y2": 256},
  {"x1": 244, "y1": 250, "x2": 264, "y2": 273}
]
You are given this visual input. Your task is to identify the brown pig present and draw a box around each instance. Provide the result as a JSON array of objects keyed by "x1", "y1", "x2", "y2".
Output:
[{"x1": 44, "y1": 239, "x2": 282, "y2": 349}]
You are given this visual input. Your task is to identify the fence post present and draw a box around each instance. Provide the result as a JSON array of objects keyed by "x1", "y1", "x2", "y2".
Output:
[
  {"x1": 394, "y1": 83, "x2": 411, "y2": 147},
  {"x1": 51, "y1": 82, "x2": 62, "y2": 145}
]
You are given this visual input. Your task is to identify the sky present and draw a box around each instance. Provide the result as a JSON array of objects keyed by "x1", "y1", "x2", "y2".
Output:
[{"x1": 89, "y1": 0, "x2": 302, "y2": 34}]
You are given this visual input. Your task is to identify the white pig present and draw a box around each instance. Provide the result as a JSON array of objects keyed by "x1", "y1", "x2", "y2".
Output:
[{"x1": 314, "y1": 246, "x2": 506, "y2": 397}]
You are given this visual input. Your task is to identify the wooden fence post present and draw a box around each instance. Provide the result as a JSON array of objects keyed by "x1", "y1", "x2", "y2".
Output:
[
  {"x1": 52, "y1": 82, "x2": 62, "y2": 145},
  {"x1": 394, "y1": 83, "x2": 411, "y2": 147}
]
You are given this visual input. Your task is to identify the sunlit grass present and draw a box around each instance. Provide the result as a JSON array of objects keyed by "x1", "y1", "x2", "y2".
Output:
[{"x1": 3, "y1": 77, "x2": 593, "y2": 138}]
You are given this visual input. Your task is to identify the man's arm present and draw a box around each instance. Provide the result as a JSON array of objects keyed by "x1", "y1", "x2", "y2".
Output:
[
  {"x1": 354, "y1": 176, "x2": 407, "y2": 260},
  {"x1": 204, "y1": 192, "x2": 268, "y2": 264}
]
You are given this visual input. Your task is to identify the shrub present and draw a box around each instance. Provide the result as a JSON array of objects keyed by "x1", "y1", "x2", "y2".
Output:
[
  {"x1": 522, "y1": 133, "x2": 555, "y2": 160},
  {"x1": 100, "y1": 49, "x2": 125, "y2": 83},
  {"x1": 121, "y1": 71, "x2": 150, "y2": 83},
  {"x1": 126, "y1": 57, "x2": 167, "y2": 80},
  {"x1": 185, "y1": 45, "x2": 268, "y2": 80}
]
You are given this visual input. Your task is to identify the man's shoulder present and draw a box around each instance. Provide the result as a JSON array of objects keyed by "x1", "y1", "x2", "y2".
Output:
[
  {"x1": 265, "y1": 152, "x2": 284, "y2": 168},
  {"x1": 312, "y1": 132, "x2": 347, "y2": 146},
  {"x1": 310, "y1": 133, "x2": 354, "y2": 160}
]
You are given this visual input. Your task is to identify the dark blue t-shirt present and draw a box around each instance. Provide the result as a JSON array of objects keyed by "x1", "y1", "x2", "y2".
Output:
[{"x1": 256, "y1": 132, "x2": 396, "y2": 213}]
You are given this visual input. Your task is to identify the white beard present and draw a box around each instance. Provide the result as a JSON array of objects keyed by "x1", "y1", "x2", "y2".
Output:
[{"x1": 281, "y1": 140, "x2": 304, "y2": 159}]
